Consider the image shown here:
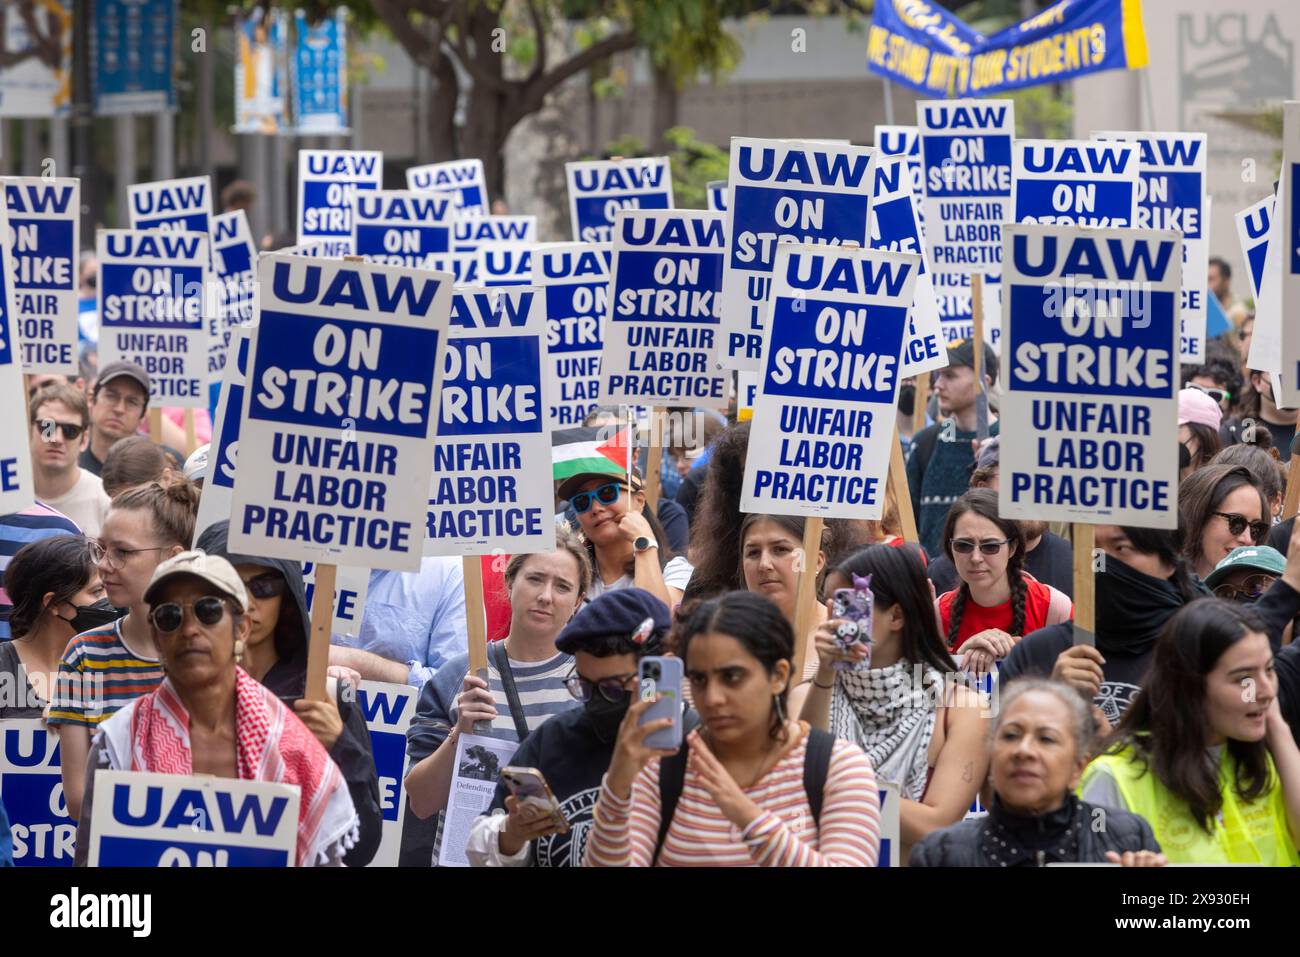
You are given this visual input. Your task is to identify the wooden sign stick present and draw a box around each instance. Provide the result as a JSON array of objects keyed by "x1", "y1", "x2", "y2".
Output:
[
  {"x1": 462, "y1": 555, "x2": 491, "y2": 731},
  {"x1": 183, "y1": 408, "x2": 198, "y2": 456},
  {"x1": 913, "y1": 373, "x2": 930, "y2": 434},
  {"x1": 305, "y1": 561, "x2": 336, "y2": 701},
  {"x1": 791, "y1": 516, "x2": 825, "y2": 683},
  {"x1": 1283, "y1": 435, "x2": 1300, "y2": 521},
  {"x1": 1071, "y1": 523, "x2": 1095, "y2": 646},
  {"x1": 644, "y1": 407, "x2": 664, "y2": 513},
  {"x1": 889, "y1": 431, "x2": 919, "y2": 543},
  {"x1": 148, "y1": 407, "x2": 163, "y2": 444},
  {"x1": 970, "y1": 273, "x2": 989, "y2": 440}
]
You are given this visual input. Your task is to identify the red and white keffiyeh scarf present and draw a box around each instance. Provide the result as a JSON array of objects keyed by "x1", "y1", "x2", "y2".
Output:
[{"x1": 104, "y1": 667, "x2": 358, "y2": 866}]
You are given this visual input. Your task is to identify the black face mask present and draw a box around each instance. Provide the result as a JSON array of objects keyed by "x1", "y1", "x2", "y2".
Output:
[
  {"x1": 1095, "y1": 555, "x2": 1186, "y2": 656},
  {"x1": 585, "y1": 691, "x2": 630, "y2": 743},
  {"x1": 1178, "y1": 442, "x2": 1192, "y2": 470},
  {"x1": 56, "y1": 597, "x2": 124, "y2": 634},
  {"x1": 898, "y1": 383, "x2": 916, "y2": 417}
]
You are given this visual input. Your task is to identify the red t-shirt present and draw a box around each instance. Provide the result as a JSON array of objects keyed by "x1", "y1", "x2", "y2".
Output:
[{"x1": 937, "y1": 576, "x2": 1060, "y2": 651}]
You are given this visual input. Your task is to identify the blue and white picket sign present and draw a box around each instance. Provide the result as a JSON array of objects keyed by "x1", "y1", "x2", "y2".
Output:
[
  {"x1": 706, "y1": 180, "x2": 727, "y2": 213},
  {"x1": 1092, "y1": 130, "x2": 1208, "y2": 362},
  {"x1": 452, "y1": 215, "x2": 537, "y2": 255},
  {"x1": 933, "y1": 270, "x2": 1001, "y2": 351},
  {"x1": 304, "y1": 563, "x2": 370, "y2": 638},
  {"x1": 424, "y1": 251, "x2": 476, "y2": 286},
  {"x1": 229, "y1": 255, "x2": 453, "y2": 570},
  {"x1": 296, "y1": 149, "x2": 383, "y2": 257},
  {"x1": 477, "y1": 242, "x2": 533, "y2": 287},
  {"x1": 97, "y1": 229, "x2": 209, "y2": 409},
  {"x1": 128, "y1": 176, "x2": 213, "y2": 235},
  {"x1": 736, "y1": 370, "x2": 758, "y2": 422},
  {"x1": 1282, "y1": 105, "x2": 1300, "y2": 396},
  {"x1": 93, "y1": 0, "x2": 175, "y2": 115},
  {"x1": 407, "y1": 159, "x2": 489, "y2": 217},
  {"x1": 877, "y1": 782, "x2": 900, "y2": 868},
  {"x1": 355, "y1": 680, "x2": 416, "y2": 867},
  {"x1": 566, "y1": 157, "x2": 674, "y2": 243},
  {"x1": 719, "y1": 138, "x2": 876, "y2": 371},
  {"x1": 869, "y1": 155, "x2": 945, "y2": 377},
  {"x1": 1012, "y1": 140, "x2": 1139, "y2": 227},
  {"x1": 4, "y1": 176, "x2": 79, "y2": 374},
  {"x1": 195, "y1": 327, "x2": 251, "y2": 540},
  {"x1": 740, "y1": 245, "x2": 921, "y2": 520},
  {"x1": 1, "y1": 720, "x2": 74, "y2": 866},
  {"x1": 0, "y1": 198, "x2": 34, "y2": 513},
  {"x1": 535, "y1": 242, "x2": 611, "y2": 428},
  {"x1": 1236, "y1": 187, "x2": 1296, "y2": 409},
  {"x1": 998, "y1": 224, "x2": 1181, "y2": 528},
  {"x1": 1236, "y1": 195, "x2": 1271, "y2": 305},
  {"x1": 917, "y1": 99, "x2": 1014, "y2": 275},
  {"x1": 426, "y1": 286, "x2": 554, "y2": 557},
  {"x1": 352, "y1": 189, "x2": 454, "y2": 268},
  {"x1": 208, "y1": 210, "x2": 257, "y2": 385},
  {"x1": 291, "y1": 8, "x2": 349, "y2": 135},
  {"x1": 600, "y1": 209, "x2": 729, "y2": 408},
  {"x1": 87, "y1": 771, "x2": 299, "y2": 867},
  {"x1": 874, "y1": 124, "x2": 923, "y2": 232}
]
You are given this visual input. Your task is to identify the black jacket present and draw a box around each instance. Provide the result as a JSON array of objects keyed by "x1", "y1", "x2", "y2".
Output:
[
  {"x1": 910, "y1": 794, "x2": 1159, "y2": 867},
  {"x1": 196, "y1": 521, "x2": 383, "y2": 867}
]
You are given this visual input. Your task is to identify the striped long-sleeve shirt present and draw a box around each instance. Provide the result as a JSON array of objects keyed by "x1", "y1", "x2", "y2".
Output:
[
  {"x1": 585, "y1": 730, "x2": 881, "y2": 867},
  {"x1": 45, "y1": 619, "x2": 164, "y2": 728}
]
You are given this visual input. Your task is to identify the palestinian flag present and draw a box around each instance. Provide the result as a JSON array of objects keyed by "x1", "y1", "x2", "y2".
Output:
[{"x1": 552, "y1": 426, "x2": 634, "y2": 483}]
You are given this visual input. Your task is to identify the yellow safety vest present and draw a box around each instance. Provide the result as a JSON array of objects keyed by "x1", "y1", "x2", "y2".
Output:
[{"x1": 1081, "y1": 746, "x2": 1299, "y2": 866}]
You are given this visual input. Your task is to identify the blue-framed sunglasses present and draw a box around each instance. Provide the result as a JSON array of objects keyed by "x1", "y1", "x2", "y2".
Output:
[{"x1": 571, "y1": 481, "x2": 624, "y2": 515}]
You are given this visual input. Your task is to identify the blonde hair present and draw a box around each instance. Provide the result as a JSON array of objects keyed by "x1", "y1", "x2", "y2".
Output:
[
  {"x1": 503, "y1": 522, "x2": 592, "y2": 602},
  {"x1": 110, "y1": 478, "x2": 200, "y2": 547}
]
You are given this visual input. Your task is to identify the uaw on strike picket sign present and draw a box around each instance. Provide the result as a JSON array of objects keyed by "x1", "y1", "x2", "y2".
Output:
[
  {"x1": 97, "y1": 229, "x2": 209, "y2": 408},
  {"x1": 128, "y1": 176, "x2": 213, "y2": 235},
  {"x1": 352, "y1": 189, "x2": 454, "y2": 267},
  {"x1": 998, "y1": 224, "x2": 1181, "y2": 528},
  {"x1": 298, "y1": 149, "x2": 384, "y2": 257},
  {"x1": 1, "y1": 719, "x2": 74, "y2": 866},
  {"x1": 88, "y1": 771, "x2": 299, "y2": 866},
  {"x1": 425, "y1": 287, "x2": 554, "y2": 556},
  {"x1": 1011, "y1": 139, "x2": 1139, "y2": 227},
  {"x1": 0, "y1": 196, "x2": 35, "y2": 514},
  {"x1": 599, "y1": 209, "x2": 729, "y2": 409},
  {"x1": 407, "y1": 158, "x2": 489, "y2": 217},
  {"x1": 229, "y1": 256, "x2": 452, "y2": 571},
  {"x1": 209, "y1": 210, "x2": 257, "y2": 386},
  {"x1": 356, "y1": 681, "x2": 417, "y2": 867},
  {"x1": 5, "y1": 177, "x2": 79, "y2": 375},
  {"x1": 535, "y1": 242, "x2": 611, "y2": 428},
  {"x1": 741, "y1": 246, "x2": 920, "y2": 519},
  {"x1": 453, "y1": 215, "x2": 537, "y2": 254},
  {"x1": 478, "y1": 243, "x2": 532, "y2": 287},
  {"x1": 566, "y1": 157, "x2": 674, "y2": 243},
  {"x1": 720, "y1": 138, "x2": 875, "y2": 371}
]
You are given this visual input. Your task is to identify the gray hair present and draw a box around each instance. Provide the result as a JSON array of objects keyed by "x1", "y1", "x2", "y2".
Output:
[{"x1": 993, "y1": 677, "x2": 1094, "y2": 757}]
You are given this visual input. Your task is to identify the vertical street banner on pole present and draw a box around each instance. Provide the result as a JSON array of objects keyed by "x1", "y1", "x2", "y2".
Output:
[
  {"x1": 297, "y1": 149, "x2": 383, "y2": 257},
  {"x1": 355, "y1": 681, "x2": 417, "y2": 867},
  {"x1": 234, "y1": 6, "x2": 289, "y2": 134},
  {"x1": 998, "y1": 224, "x2": 1181, "y2": 528},
  {"x1": 407, "y1": 159, "x2": 489, "y2": 217},
  {"x1": 452, "y1": 216, "x2": 537, "y2": 255},
  {"x1": 97, "y1": 229, "x2": 209, "y2": 408},
  {"x1": 0, "y1": 719, "x2": 73, "y2": 866},
  {"x1": 208, "y1": 210, "x2": 257, "y2": 386},
  {"x1": 706, "y1": 181, "x2": 728, "y2": 213},
  {"x1": 917, "y1": 99, "x2": 1014, "y2": 275},
  {"x1": 352, "y1": 189, "x2": 454, "y2": 267},
  {"x1": 291, "y1": 7, "x2": 349, "y2": 134},
  {"x1": 535, "y1": 242, "x2": 611, "y2": 428},
  {"x1": 1092, "y1": 130, "x2": 1208, "y2": 362},
  {"x1": 740, "y1": 245, "x2": 920, "y2": 519},
  {"x1": 1011, "y1": 140, "x2": 1140, "y2": 227},
  {"x1": 566, "y1": 157, "x2": 674, "y2": 242},
  {"x1": 128, "y1": 176, "x2": 213, "y2": 235},
  {"x1": 477, "y1": 243, "x2": 533, "y2": 287},
  {"x1": 0, "y1": 191, "x2": 32, "y2": 513},
  {"x1": 425, "y1": 286, "x2": 554, "y2": 557},
  {"x1": 93, "y1": 0, "x2": 174, "y2": 115},
  {"x1": 229, "y1": 255, "x2": 452, "y2": 570},
  {"x1": 4, "y1": 177, "x2": 79, "y2": 374},
  {"x1": 0, "y1": 0, "x2": 72, "y2": 117},
  {"x1": 719, "y1": 138, "x2": 876, "y2": 371},
  {"x1": 599, "y1": 209, "x2": 729, "y2": 409}
]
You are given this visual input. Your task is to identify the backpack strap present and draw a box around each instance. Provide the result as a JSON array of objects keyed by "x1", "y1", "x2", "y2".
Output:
[
  {"x1": 489, "y1": 640, "x2": 532, "y2": 743},
  {"x1": 652, "y1": 709, "x2": 700, "y2": 864},
  {"x1": 802, "y1": 727, "x2": 836, "y2": 825}
]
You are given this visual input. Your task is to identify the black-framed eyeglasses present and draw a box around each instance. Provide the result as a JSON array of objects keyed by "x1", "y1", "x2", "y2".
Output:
[
  {"x1": 1189, "y1": 382, "x2": 1231, "y2": 405},
  {"x1": 241, "y1": 572, "x2": 286, "y2": 600},
  {"x1": 97, "y1": 386, "x2": 146, "y2": 412},
  {"x1": 1214, "y1": 573, "x2": 1277, "y2": 603},
  {"x1": 36, "y1": 418, "x2": 86, "y2": 442},
  {"x1": 149, "y1": 596, "x2": 229, "y2": 633},
  {"x1": 97, "y1": 543, "x2": 171, "y2": 571},
  {"x1": 950, "y1": 538, "x2": 1011, "y2": 556},
  {"x1": 563, "y1": 670, "x2": 637, "y2": 703},
  {"x1": 570, "y1": 482, "x2": 623, "y2": 515},
  {"x1": 1211, "y1": 512, "x2": 1269, "y2": 544}
]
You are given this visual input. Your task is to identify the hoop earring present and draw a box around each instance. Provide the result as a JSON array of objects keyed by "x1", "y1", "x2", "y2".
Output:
[{"x1": 772, "y1": 693, "x2": 787, "y2": 726}]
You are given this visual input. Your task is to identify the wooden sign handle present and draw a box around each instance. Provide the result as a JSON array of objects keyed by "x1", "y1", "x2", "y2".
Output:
[
  {"x1": 791, "y1": 517, "x2": 825, "y2": 684},
  {"x1": 306, "y1": 562, "x2": 336, "y2": 701},
  {"x1": 1071, "y1": 523, "x2": 1095, "y2": 642},
  {"x1": 463, "y1": 555, "x2": 492, "y2": 733},
  {"x1": 889, "y1": 433, "x2": 918, "y2": 543},
  {"x1": 644, "y1": 407, "x2": 664, "y2": 513},
  {"x1": 913, "y1": 373, "x2": 930, "y2": 434},
  {"x1": 148, "y1": 407, "x2": 163, "y2": 445},
  {"x1": 971, "y1": 273, "x2": 984, "y2": 385},
  {"x1": 183, "y1": 408, "x2": 198, "y2": 456},
  {"x1": 1283, "y1": 435, "x2": 1300, "y2": 521}
]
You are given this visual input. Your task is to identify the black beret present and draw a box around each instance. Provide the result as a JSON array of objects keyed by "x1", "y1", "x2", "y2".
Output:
[{"x1": 555, "y1": 588, "x2": 671, "y2": 656}]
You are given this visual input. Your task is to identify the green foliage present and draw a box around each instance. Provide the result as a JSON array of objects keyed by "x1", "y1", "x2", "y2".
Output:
[
  {"x1": 1008, "y1": 84, "x2": 1071, "y2": 139},
  {"x1": 596, "y1": 126, "x2": 729, "y2": 208}
]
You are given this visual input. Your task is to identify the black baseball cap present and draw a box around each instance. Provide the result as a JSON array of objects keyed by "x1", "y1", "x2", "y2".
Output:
[
  {"x1": 95, "y1": 360, "x2": 151, "y2": 397},
  {"x1": 946, "y1": 338, "x2": 998, "y2": 384}
]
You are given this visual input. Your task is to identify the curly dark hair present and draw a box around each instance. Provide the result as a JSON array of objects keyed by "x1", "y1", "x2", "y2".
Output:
[{"x1": 681, "y1": 420, "x2": 751, "y2": 601}]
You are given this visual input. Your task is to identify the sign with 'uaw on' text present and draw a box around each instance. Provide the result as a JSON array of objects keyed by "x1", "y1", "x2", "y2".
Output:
[
  {"x1": 128, "y1": 176, "x2": 213, "y2": 236},
  {"x1": 917, "y1": 99, "x2": 1014, "y2": 274},
  {"x1": 1092, "y1": 130, "x2": 1208, "y2": 362},
  {"x1": 999, "y1": 224, "x2": 1181, "y2": 528},
  {"x1": 477, "y1": 242, "x2": 533, "y2": 287},
  {"x1": 1235, "y1": 193, "x2": 1293, "y2": 406},
  {"x1": 426, "y1": 286, "x2": 554, "y2": 556},
  {"x1": 1, "y1": 719, "x2": 74, "y2": 866},
  {"x1": 407, "y1": 159, "x2": 489, "y2": 217},
  {"x1": 5, "y1": 176, "x2": 79, "y2": 374},
  {"x1": 600, "y1": 210, "x2": 729, "y2": 409},
  {"x1": 720, "y1": 138, "x2": 876, "y2": 371},
  {"x1": 453, "y1": 215, "x2": 536, "y2": 255},
  {"x1": 97, "y1": 229, "x2": 209, "y2": 408},
  {"x1": 566, "y1": 157, "x2": 674, "y2": 243},
  {"x1": 355, "y1": 680, "x2": 416, "y2": 867},
  {"x1": 87, "y1": 771, "x2": 299, "y2": 867},
  {"x1": 1011, "y1": 139, "x2": 1139, "y2": 227},
  {"x1": 297, "y1": 149, "x2": 384, "y2": 257},
  {"x1": 352, "y1": 189, "x2": 454, "y2": 268},
  {"x1": 209, "y1": 210, "x2": 257, "y2": 384},
  {"x1": 535, "y1": 242, "x2": 611, "y2": 428},
  {"x1": 741, "y1": 245, "x2": 920, "y2": 520},
  {"x1": 229, "y1": 256, "x2": 452, "y2": 571},
  {"x1": 0, "y1": 193, "x2": 32, "y2": 513}
]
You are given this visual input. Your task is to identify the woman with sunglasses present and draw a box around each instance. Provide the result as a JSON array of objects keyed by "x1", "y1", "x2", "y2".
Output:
[
  {"x1": 1179, "y1": 463, "x2": 1271, "y2": 580},
  {"x1": 0, "y1": 536, "x2": 119, "y2": 720},
  {"x1": 46, "y1": 479, "x2": 199, "y2": 822},
  {"x1": 404, "y1": 527, "x2": 592, "y2": 856},
  {"x1": 195, "y1": 520, "x2": 383, "y2": 867},
  {"x1": 1081, "y1": 599, "x2": 1300, "y2": 865},
  {"x1": 558, "y1": 470, "x2": 685, "y2": 607},
  {"x1": 936, "y1": 489, "x2": 1072, "y2": 672},
  {"x1": 74, "y1": 551, "x2": 360, "y2": 866},
  {"x1": 464, "y1": 589, "x2": 676, "y2": 867}
]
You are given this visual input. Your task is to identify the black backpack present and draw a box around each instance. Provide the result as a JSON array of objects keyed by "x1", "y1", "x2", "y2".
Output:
[{"x1": 652, "y1": 724, "x2": 836, "y2": 864}]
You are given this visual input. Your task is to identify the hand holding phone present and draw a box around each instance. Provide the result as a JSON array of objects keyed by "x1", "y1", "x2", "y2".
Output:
[
  {"x1": 500, "y1": 767, "x2": 568, "y2": 834},
  {"x1": 831, "y1": 575, "x2": 874, "y2": 672},
  {"x1": 637, "y1": 656, "x2": 684, "y2": 750}
]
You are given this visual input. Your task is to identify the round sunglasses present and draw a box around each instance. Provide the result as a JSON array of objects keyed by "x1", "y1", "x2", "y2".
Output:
[
  {"x1": 150, "y1": 596, "x2": 229, "y2": 633},
  {"x1": 570, "y1": 482, "x2": 623, "y2": 515},
  {"x1": 1213, "y1": 573, "x2": 1276, "y2": 603},
  {"x1": 563, "y1": 670, "x2": 636, "y2": 703},
  {"x1": 950, "y1": 537, "x2": 1011, "y2": 556},
  {"x1": 1211, "y1": 511, "x2": 1269, "y2": 544}
]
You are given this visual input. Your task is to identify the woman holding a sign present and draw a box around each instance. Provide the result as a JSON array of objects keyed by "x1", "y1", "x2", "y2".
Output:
[
  {"x1": 1081, "y1": 600, "x2": 1300, "y2": 865},
  {"x1": 1179, "y1": 465, "x2": 1271, "y2": 580}
]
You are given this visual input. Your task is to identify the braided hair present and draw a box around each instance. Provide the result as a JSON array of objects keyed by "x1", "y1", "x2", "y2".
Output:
[{"x1": 940, "y1": 489, "x2": 1027, "y2": 649}]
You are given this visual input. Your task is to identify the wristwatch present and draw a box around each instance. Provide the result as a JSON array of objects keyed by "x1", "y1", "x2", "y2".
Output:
[{"x1": 633, "y1": 536, "x2": 657, "y2": 554}]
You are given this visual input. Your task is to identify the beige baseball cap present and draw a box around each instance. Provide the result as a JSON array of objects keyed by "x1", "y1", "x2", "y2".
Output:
[{"x1": 143, "y1": 550, "x2": 249, "y2": 612}]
